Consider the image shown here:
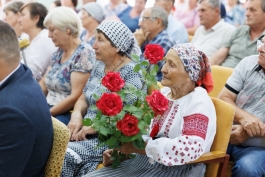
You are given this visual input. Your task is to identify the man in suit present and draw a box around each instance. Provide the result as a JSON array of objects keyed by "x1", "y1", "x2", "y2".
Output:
[{"x1": 0, "y1": 21, "x2": 53, "y2": 176}]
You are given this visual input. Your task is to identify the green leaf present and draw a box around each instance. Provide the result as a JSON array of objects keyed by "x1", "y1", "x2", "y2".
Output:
[
  {"x1": 92, "y1": 94, "x2": 100, "y2": 100},
  {"x1": 123, "y1": 105, "x2": 139, "y2": 113},
  {"x1": 90, "y1": 105, "x2": 97, "y2": 111},
  {"x1": 111, "y1": 158, "x2": 121, "y2": 169},
  {"x1": 150, "y1": 65, "x2": 159, "y2": 76},
  {"x1": 99, "y1": 126, "x2": 108, "y2": 136},
  {"x1": 106, "y1": 136, "x2": 118, "y2": 148},
  {"x1": 133, "y1": 63, "x2": 141, "y2": 72},
  {"x1": 138, "y1": 120, "x2": 146, "y2": 130},
  {"x1": 130, "y1": 54, "x2": 140, "y2": 63},
  {"x1": 141, "y1": 60, "x2": 149, "y2": 66},
  {"x1": 82, "y1": 118, "x2": 93, "y2": 126},
  {"x1": 133, "y1": 138, "x2": 145, "y2": 149}
]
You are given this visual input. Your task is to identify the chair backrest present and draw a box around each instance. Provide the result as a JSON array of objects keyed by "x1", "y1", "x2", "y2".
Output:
[
  {"x1": 44, "y1": 117, "x2": 70, "y2": 177},
  {"x1": 208, "y1": 65, "x2": 233, "y2": 98},
  {"x1": 210, "y1": 97, "x2": 234, "y2": 152},
  {"x1": 205, "y1": 97, "x2": 234, "y2": 177}
]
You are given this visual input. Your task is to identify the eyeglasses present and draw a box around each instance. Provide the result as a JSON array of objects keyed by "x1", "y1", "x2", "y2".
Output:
[
  {"x1": 139, "y1": 17, "x2": 157, "y2": 23},
  {"x1": 257, "y1": 40, "x2": 265, "y2": 52}
]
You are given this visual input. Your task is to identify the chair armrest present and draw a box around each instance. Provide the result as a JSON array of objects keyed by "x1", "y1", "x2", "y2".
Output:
[{"x1": 190, "y1": 151, "x2": 225, "y2": 163}]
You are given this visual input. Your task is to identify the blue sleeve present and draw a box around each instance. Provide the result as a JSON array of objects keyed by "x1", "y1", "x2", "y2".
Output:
[{"x1": 0, "y1": 106, "x2": 35, "y2": 177}]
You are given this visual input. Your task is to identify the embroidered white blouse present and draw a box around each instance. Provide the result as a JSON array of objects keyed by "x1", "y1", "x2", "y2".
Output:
[{"x1": 143, "y1": 87, "x2": 216, "y2": 166}]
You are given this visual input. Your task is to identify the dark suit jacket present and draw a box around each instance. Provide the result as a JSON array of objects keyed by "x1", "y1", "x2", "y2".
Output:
[{"x1": 0, "y1": 65, "x2": 53, "y2": 177}]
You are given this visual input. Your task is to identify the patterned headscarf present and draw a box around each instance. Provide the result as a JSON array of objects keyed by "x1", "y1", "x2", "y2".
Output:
[
  {"x1": 82, "y1": 2, "x2": 106, "y2": 23},
  {"x1": 171, "y1": 43, "x2": 213, "y2": 93},
  {"x1": 96, "y1": 20, "x2": 141, "y2": 57}
]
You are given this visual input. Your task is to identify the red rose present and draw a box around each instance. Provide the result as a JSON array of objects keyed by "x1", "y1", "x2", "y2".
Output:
[
  {"x1": 146, "y1": 90, "x2": 168, "y2": 116},
  {"x1": 144, "y1": 44, "x2": 164, "y2": 64},
  {"x1": 102, "y1": 72, "x2": 125, "y2": 92},
  {"x1": 116, "y1": 114, "x2": 140, "y2": 136},
  {"x1": 96, "y1": 93, "x2": 123, "y2": 116},
  {"x1": 150, "y1": 123, "x2": 159, "y2": 138}
]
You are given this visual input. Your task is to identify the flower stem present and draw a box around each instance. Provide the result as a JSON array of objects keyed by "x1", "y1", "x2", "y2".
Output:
[{"x1": 134, "y1": 64, "x2": 151, "y2": 106}]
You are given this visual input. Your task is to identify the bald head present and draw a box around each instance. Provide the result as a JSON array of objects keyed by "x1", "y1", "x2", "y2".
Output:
[{"x1": 0, "y1": 21, "x2": 20, "y2": 65}]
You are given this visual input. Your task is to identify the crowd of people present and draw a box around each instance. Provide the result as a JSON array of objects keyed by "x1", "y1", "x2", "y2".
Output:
[{"x1": 0, "y1": 0, "x2": 265, "y2": 176}]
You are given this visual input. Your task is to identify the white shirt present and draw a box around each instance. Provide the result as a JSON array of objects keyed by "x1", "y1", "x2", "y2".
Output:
[
  {"x1": 143, "y1": 87, "x2": 216, "y2": 166},
  {"x1": 24, "y1": 29, "x2": 57, "y2": 81},
  {"x1": 0, "y1": 64, "x2": 20, "y2": 87},
  {"x1": 191, "y1": 19, "x2": 235, "y2": 58}
]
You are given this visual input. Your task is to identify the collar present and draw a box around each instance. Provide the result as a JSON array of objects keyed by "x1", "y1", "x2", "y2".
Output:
[
  {"x1": 211, "y1": 19, "x2": 225, "y2": 31},
  {"x1": 254, "y1": 64, "x2": 263, "y2": 71},
  {"x1": 0, "y1": 64, "x2": 20, "y2": 87}
]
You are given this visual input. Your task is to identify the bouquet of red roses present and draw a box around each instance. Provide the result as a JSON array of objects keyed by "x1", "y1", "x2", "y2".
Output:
[{"x1": 84, "y1": 44, "x2": 169, "y2": 168}]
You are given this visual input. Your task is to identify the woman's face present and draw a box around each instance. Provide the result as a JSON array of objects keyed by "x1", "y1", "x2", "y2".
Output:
[
  {"x1": 161, "y1": 49, "x2": 191, "y2": 88},
  {"x1": 3, "y1": 10, "x2": 20, "y2": 27},
  {"x1": 80, "y1": 9, "x2": 92, "y2": 28},
  {"x1": 61, "y1": 0, "x2": 74, "y2": 7},
  {"x1": 134, "y1": 0, "x2": 146, "y2": 13},
  {"x1": 92, "y1": 31, "x2": 117, "y2": 62},
  {"x1": 19, "y1": 7, "x2": 38, "y2": 33},
  {"x1": 47, "y1": 23, "x2": 69, "y2": 48}
]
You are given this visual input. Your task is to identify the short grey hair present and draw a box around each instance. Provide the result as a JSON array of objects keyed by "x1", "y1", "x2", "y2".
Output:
[
  {"x1": 151, "y1": 6, "x2": 168, "y2": 28},
  {"x1": 3, "y1": 1, "x2": 24, "y2": 14},
  {"x1": 198, "y1": 0, "x2": 221, "y2": 9},
  {"x1": 44, "y1": 6, "x2": 81, "y2": 37}
]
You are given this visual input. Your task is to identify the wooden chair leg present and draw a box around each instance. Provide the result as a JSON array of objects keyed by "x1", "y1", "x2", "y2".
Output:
[{"x1": 217, "y1": 154, "x2": 230, "y2": 177}]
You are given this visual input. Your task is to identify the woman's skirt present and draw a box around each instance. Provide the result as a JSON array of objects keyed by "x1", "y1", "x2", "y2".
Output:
[
  {"x1": 84, "y1": 153, "x2": 206, "y2": 177},
  {"x1": 61, "y1": 135, "x2": 108, "y2": 177}
]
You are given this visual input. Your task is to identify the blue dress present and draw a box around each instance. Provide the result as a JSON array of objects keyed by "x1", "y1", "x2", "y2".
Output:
[{"x1": 118, "y1": 6, "x2": 140, "y2": 33}]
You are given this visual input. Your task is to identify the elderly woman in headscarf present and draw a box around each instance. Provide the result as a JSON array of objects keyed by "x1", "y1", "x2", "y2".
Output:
[
  {"x1": 85, "y1": 43, "x2": 216, "y2": 177},
  {"x1": 80, "y1": 2, "x2": 106, "y2": 46},
  {"x1": 62, "y1": 20, "x2": 143, "y2": 177}
]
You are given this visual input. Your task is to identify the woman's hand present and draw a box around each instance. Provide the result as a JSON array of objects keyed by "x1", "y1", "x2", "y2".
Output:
[
  {"x1": 117, "y1": 142, "x2": 146, "y2": 155},
  {"x1": 103, "y1": 149, "x2": 113, "y2": 167},
  {"x1": 73, "y1": 126, "x2": 97, "y2": 141},
  {"x1": 68, "y1": 111, "x2": 83, "y2": 141}
]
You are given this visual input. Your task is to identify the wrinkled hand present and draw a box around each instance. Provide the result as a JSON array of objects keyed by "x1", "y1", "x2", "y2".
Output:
[
  {"x1": 103, "y1": 149, "x2": 113, "y2": 167},
  {"x1": 229, "y1": 125, "x2": 249, "y2": 145},
  {"x1": 134, "y1": 28, "x2": 150, "y2": 46},
  {"x1": 240, "y1": 115, "x2": 265, "y2": 137},
  {"x1": 67, "y1": 111, "x2": 83, "y2": 141},
  {"x1": 73, "y1": 126, "x2": 96, "y2": 141}
]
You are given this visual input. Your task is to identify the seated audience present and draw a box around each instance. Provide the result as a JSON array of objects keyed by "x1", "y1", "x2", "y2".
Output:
[
  {"x1": 3, "y1": 1, "x2": 27, "y2": 40},
  {"x1": 19, "y1": 2, "x2": 57, "y2": 81},
  {"x1": 61, "y1": 20, "x2": 143, "y2": 177},
  {"x1": 0, "y1": 20, "x2": 53, "y2": 177},
  {"x1": 210, "y1": 0, "x2": 265, "y2": 68},
  {"x1": 191, "y1": 0, "x2": 235, "y2": 58},
  {"x1": 174, "y1": 0, "x2": 200, "y2": 36},
  {"x1": 105, "y1": 0, "x2": 129, "y2": 18},
  {"x1": 117, "y1": 0, "x2": 146, "y2": 32},
  {"x1": 60, "y1": 0, "x2": 78, "y2": 13},
  {"x1": 218, "y1": 36, "x2": 265, "y2": 176},
  {"x1": 225, "y1": 0, "x2": 245, "y2": 26},
  {"x1": 154, "y1": 0, "x2": 189, "y2": 44},
  {"x1": 134, "y1": 6, "x2": 175, "y2": 82},
  {"x1": 82, "y1": 0, "x2": 96, "y2": 5},
  {"x1": 80, "y1": 2, "x2": 106, "y2": 46},
  {"x1": 49, "y1": 0, "x2": 61, "y2": 11},
  {"x1": 85, "y1": 43, "x2": 216, "y2": 177},
  {"x1": 39, "y1": 7, "x2": 95, "y2": 125}
]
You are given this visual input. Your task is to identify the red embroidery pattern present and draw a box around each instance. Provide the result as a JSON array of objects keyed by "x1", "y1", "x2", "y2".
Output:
[
  {"x1": 182, "y1": 114, "x2": 209, "y2": 140},
  {"x1": 164, "y1": 104, "x2": 179, "y2": 137}
]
